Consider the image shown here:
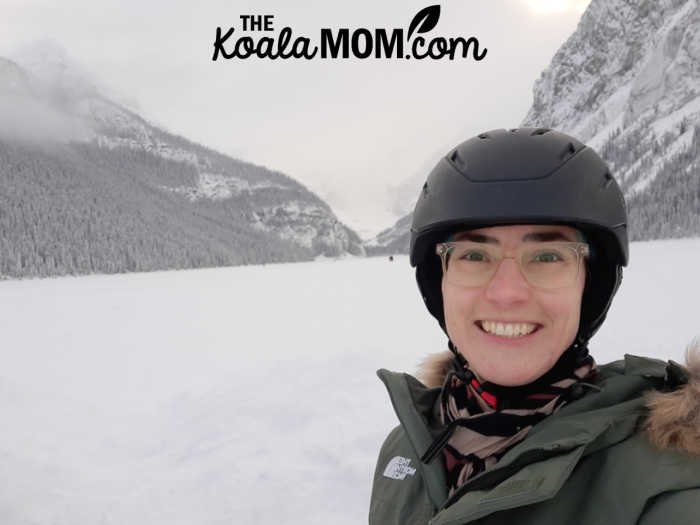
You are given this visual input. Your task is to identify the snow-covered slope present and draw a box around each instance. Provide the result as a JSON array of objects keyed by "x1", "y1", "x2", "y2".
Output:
[
  {"x1": 523, "y1": 0, "x2": 700, "y2": 239},
  {"x1": 1, "y1": 238, "x2": 698, "y2": 524},
  {"x1": 524, "y1": 0, "x2": 698, "y2": 153},
  {"x1": 0, "y1": 44, "x2": 363, "y2": 278},
  {"x1": 364, "y1": 213, "x2": 412, "y2": 255}
]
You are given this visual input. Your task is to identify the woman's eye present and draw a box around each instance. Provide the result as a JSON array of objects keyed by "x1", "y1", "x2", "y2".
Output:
[
  {"x1": 533, "y1": 251, "x2": 563, "y2": 263},
  {"x1": 459, "y1": 250, "x2": 489, "y2": 262}
]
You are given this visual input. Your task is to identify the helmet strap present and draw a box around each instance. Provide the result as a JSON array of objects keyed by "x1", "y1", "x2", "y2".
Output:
[
  {"x1": 448, "y1": 340, "x2": 468, "y2": 368},
  {"x1": 573, "y1": 332, "x2": 588, "y2": 350}
]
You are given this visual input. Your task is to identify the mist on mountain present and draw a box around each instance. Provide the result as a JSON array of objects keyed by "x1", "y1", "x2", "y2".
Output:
[{"x1": 0, "y1": 45, "x2": 364, "y2": 279}]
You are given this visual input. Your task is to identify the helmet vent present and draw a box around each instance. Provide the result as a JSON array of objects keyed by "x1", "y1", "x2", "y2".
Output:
[
  {"x1": 558, "y1": 141, "x2": 577, "y2": 159},
  {"x1": 530, "y1": 128, "x2": 550, "y2": 136},
  {"x1": 477, "y1": 133, "x2": 490, "y2": 139},
  {"x1": 602, "y1": 172, "x2": 613, "y2": 188},
  {"x1": 422, "y1": 181, "x2": 429, "y2": 194},
  {"x1": 449, "y1": 149, "x2": 468, "y2": 170}
]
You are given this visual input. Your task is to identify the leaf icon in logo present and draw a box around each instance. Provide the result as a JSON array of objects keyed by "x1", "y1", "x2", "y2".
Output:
[{"x1": 407, "y1": 5, "x2": 441, "y2": 40}]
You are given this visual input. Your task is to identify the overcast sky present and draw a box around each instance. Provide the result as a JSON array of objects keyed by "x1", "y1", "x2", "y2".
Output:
[{"x1": 1, "y1": 0, "x2": 591, "y2": 237}]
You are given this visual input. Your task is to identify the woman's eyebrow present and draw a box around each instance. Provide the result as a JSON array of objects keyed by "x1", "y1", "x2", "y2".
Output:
[
  {"x1": 522, "y1": 231, "x2": 574, "y2": 242},
  {"x1": 454, "y1": 231, "x2": 575, "y2": 243},
  {"x1": 453, "y1": 232, "x2": 499, "y2": 244}
]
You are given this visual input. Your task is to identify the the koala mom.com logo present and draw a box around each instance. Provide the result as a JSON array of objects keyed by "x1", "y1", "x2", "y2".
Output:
[{"x1": 212, "y1": 5, "x2": 487, "y2": 61}]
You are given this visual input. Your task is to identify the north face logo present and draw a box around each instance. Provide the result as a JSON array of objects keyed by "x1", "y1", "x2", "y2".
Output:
[{"x1": 383, "y1": 456, "x2": 417, "y2": 480}]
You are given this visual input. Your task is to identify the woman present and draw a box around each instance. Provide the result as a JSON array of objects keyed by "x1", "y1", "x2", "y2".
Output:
[{"x1": 369, "y1": 128, "x2": 700, "y2": 524}]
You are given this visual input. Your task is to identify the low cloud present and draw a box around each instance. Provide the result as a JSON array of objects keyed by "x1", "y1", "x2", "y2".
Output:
[{"x1": 0, "y1": 93, "x2": 93, "y2": 144}]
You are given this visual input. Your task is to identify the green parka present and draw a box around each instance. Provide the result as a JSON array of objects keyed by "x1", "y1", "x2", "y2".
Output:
[{"x1": 369, "y1": 351, "x2": 700, "y2": 525}]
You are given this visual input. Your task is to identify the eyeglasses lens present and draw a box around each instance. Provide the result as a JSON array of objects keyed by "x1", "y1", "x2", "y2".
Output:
[{"x1": 442, "y1": 242, "x2": 584, "y2": 289}]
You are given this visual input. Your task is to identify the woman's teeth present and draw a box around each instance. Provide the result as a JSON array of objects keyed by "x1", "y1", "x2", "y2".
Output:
[{"x1": 480, "y1": 321, "x2": 537, "y2": 338}]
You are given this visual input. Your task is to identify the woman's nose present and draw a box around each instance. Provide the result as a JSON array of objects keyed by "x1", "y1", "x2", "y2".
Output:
[{"x1": 483, "y1": 258, "x2": 531, "y2": 306}]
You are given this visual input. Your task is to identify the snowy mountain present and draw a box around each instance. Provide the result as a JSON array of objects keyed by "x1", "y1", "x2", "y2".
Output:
[
  {"x1": 368, "y1": 0, "x2": 700, "y2": 253},
  {"x1": 0, "y1": 46, "x2": 363, "y2": 278},
  {"x1": 364, "y1": 213, "x2": 412, "y2": 256},
  {"x1": 523, "y1": 0, "x2": 700, "y2": 239}
]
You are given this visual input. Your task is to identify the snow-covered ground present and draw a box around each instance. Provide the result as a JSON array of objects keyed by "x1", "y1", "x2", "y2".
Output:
[{"x1": 1, "y1": 238, "x2": 699, "y2": 524}]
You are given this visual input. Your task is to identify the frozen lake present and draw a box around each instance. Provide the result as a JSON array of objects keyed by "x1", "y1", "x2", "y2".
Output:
[{"x1": 1, "y1": 238, "x2": 698, "y2": 524}]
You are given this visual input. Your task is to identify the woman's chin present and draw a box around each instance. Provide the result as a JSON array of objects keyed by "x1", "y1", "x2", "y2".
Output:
[{"x1": 465, "y1": 347, "x2": 554, "y2": 386}]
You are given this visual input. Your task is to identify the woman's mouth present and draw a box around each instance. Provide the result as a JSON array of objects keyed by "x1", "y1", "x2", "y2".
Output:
[{"x1": 476, "y1": 320, "x2": 540, "y2": 338}]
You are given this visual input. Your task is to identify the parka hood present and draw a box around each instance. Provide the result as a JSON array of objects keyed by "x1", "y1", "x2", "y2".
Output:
[{"x1": 415, "y1": 339, "x2": 700, "y2": 456}]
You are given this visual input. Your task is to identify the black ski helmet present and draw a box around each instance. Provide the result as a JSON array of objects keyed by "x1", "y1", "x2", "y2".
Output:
[{"x1": 410, "y1": 128, "x2": 628, "y2": 344}]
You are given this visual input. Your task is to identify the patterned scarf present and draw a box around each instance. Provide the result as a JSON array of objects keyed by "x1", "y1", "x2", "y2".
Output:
[{"x1": 421, "y1": 347, "x2": 596, "y2": 497}]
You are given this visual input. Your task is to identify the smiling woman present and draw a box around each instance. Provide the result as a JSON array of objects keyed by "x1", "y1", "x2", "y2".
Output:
[
  {"x1": 369, "y1": 128, "x2": 700, "y2": 525},
  {"x1": 441, "y1": 225, "x2": 587, "y2": 387}
]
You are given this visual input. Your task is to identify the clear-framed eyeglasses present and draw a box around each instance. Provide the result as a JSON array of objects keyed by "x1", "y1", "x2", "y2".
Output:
[{"x1": 435, "y1": 241, "x2": 590, "y2": 290}]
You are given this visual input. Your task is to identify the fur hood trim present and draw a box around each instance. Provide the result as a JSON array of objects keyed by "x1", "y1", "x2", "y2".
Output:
[
  {"x1": 416, "y1": 340, "x2": 700, "y2": 455},
  {"x1": 417, "y1": 350, "x2": 456, "y2": 389},
  {"x1": 645, "y1": 339, "x2": 700, "y2": 455}
]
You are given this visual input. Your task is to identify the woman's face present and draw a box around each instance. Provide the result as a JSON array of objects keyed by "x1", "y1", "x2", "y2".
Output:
[{"x1": 441, "y1": 224, "x2": 586, "y2": 386}]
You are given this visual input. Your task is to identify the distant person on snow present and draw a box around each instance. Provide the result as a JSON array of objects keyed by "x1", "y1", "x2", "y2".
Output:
[{"x1": 369, "y1": 128, "x2": 700, "y2": 525}]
